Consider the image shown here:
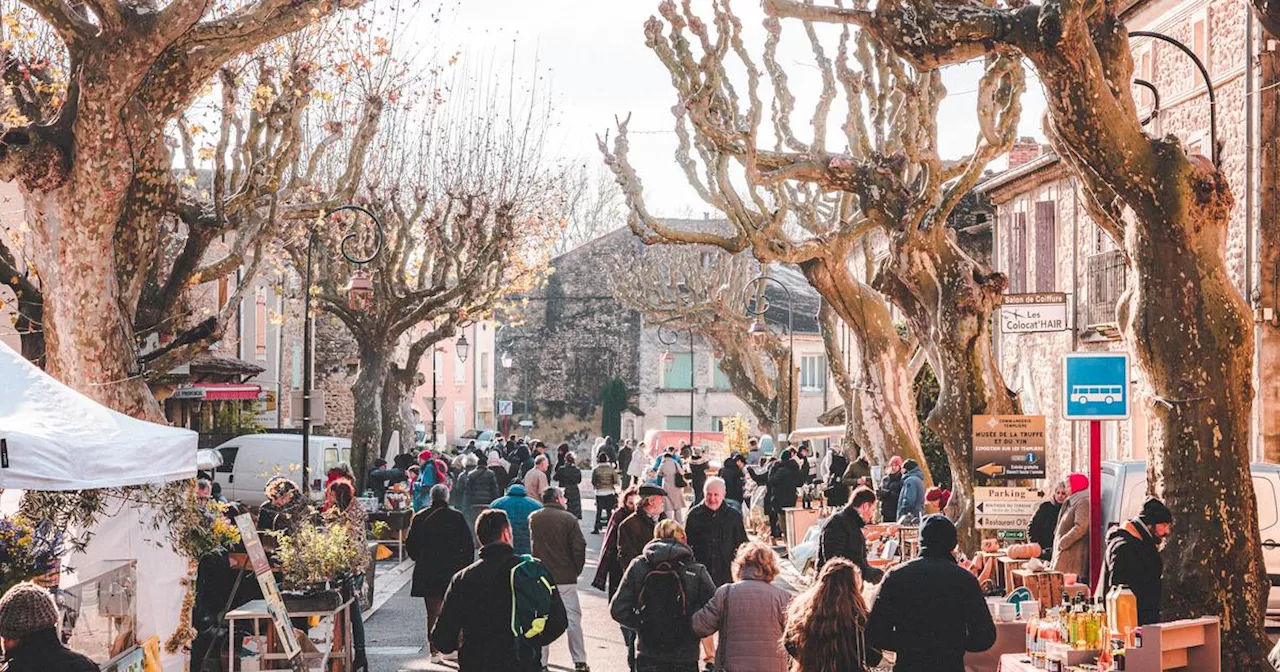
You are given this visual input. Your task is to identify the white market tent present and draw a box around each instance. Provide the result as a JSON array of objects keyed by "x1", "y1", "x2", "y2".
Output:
[{"x1": 0, "y1": 341, "x2": 197, "y2": 670}]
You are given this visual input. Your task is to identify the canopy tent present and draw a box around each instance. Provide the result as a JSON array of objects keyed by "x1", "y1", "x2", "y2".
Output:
[
  {"x1": 0, "y1": 341, "x2": 197, "y2": 671},
  {"x1": 0, "y1": 341, "x2": 197, "y2": 490}
]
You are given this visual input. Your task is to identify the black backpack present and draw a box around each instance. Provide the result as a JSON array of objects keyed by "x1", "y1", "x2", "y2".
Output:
[{"x1": 636, "y1": 559, "x2": 694, "y2": 647}]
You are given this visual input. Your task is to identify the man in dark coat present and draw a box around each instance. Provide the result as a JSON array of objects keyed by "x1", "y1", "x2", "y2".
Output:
[
  {"x1": 764, "y1": 450, "x2": 804, "y2": 539},
  {"x1": 1028, "y1": 482, "x2": 1067, "y2": 561},
  {"x1": 430, "y1": 509, "x2": 567, "y2": 671},
  {"x1": 617, "y1": 485, "x2": 667, "y2": 572},
  {"x1": 818, "y1": 486, "x2": 884, "y2": 583},
  {"x1": 719, "y1": 454, "x2": 747, "y2": 508},
  {"x1": 610, "y1": 530, "x2": 716, "y2": 672},
  {"x1": 684, "y1": 477, "x2": 748, "y2": 587},
  {"x1": 1101, "y1": 497, "x2": 1173, "y2": 625},
  {"x1": 463, "y1": 455, "x2": 500, "y2": 530},
  {"x1": 867, "y1": 515, "x2": 996, "y2": 672},
  {"x1": 618, "y1": 440, "x2": 634, "y2": 489},
  {"x1": 877, "y1": 456, "x2": 904, "y2": 523},
  {"x1": 842, "y1": 449, "x2": 872, "y2": 488},
  {"x1": 0, "y1": 583, "x2": 98, "y2": 672},
  {"x1": 406, "y1": 483, "x2": 475, "y2": 662},
  {"x1": 825, "y1": 449, "x2": 851, "y2": 507}
]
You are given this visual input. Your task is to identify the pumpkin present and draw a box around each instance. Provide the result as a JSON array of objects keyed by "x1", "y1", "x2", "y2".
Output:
[{"x1": 1006, "y1": 543, "x2": 1042, "y2": 560}]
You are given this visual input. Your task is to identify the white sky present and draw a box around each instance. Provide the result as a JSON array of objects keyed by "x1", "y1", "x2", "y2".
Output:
[{"x1": 439, "y1": 1, "x2": 1051, "y2": 217}]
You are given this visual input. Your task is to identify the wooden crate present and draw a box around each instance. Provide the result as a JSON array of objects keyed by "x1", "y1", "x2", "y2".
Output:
[
  {"x1": 1022, "y1": 571, "x2": 1064, "y2": 613},
  {"x1": 1123, "y1": 617, "x2": 1220, "y2": 671}
]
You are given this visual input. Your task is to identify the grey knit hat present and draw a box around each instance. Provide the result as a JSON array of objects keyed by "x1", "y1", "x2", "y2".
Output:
[{"x1": 0, "y1": 582, "x2": 59, "y2": 639}]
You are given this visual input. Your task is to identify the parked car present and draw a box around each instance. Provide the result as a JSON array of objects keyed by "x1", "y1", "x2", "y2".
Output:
[
  {"x1": 211, "y1": 433, "x2": 352, "y2": 506},
  {"x1": 1102, "y1": 460, "x2": 1280, "y2": 616},
  {"x1": 453, "y1": 429, "x2": 497, "y2": 452}
]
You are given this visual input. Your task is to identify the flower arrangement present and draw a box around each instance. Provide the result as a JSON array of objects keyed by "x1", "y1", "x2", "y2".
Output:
[
  {"x1": 722, "y1": 414, "x2": 751, "y2": 457},
  {"x1": 176, "y1": 500, "x2": 242, "y2": 561},
  {"x1": 0, "y1": 515, "x2": 67, "y2": 595},
  {"x1": 269, "y1": 523, "x2": 358, "y2": 590}
]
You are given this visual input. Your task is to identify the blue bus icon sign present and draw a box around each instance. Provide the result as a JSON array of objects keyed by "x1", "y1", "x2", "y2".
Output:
[{"x1": 1063, "y1": 352, "x2": 1130, "y2": 420}]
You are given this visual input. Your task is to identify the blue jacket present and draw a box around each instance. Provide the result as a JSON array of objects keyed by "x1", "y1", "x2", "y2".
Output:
[
  {"x1": 489, "y1": 484, "x2": 543, "y2": 554},
  {"x1": 896, "y1": 467, "x2": 926, "y2": 523}
]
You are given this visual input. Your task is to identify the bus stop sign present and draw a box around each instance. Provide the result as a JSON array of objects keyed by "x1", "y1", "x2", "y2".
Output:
[{"x1": 1063, "y1": 352, "x2": 1130, "y2": 420}]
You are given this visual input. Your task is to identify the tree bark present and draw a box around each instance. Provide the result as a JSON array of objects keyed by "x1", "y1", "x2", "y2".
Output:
[
  {"x1": 381, "y1": 365, "x2": 418, "y2": 461},
  {"x1": 876, "y1": 226, "x2": 1018, "y2": 549},
  {"x1": 350, "y1": 344, "x2": 391, "y2": 490}
]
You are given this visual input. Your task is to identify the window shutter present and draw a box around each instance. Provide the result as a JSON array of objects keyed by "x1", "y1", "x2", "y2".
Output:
[
  {"x1": 1034, "y1": 201, "x2": 1057, "y2": 292},
  {"x1": 1009, "y1": 212, "x2": 1027, "y2": 293}
]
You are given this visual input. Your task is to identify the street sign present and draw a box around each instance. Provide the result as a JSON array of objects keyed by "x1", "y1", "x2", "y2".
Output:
[
  {"x1": 976, "y1": 513, "x2": 1033, "y2": 529},
  {"x1": 498, "y1": 400, "x2": 514, "y2": 416},
  {"x1": 996, "y1": 529, "x2": 1029, "y2": 541},
  {"x1": 975, "y1": 500, "x2": 1040, "y2": 517},
  {"x1": 1063, "y1": 352, "x2": 1130, "y2": 420},
  {"x1": 976, "y1": 486, "x2": 1044, "y2": 502},
  {"x1": 972, "y1": 415, "x2": 1047, "y2": 481},
  {"x1": 1001, "y1": 293, "x2": 1069, "y2": 333}
]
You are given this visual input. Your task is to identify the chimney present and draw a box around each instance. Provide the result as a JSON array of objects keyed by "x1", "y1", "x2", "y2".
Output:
[{"x1": 1008, "y1": 136, "x2": 1043, "y2": 169}]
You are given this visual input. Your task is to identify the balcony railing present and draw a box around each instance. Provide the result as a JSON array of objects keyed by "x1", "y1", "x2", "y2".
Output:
[{"x1": 1084, "y1": 249, "x2": 1126, "y2": 328}]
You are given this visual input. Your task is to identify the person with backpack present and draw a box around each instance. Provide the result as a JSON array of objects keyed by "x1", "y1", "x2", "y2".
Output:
[
  {"x1": 413, "y1": 450, "x2": 450, "y2": 512},
  {"x1": 489, "y1": 482, "x2": 542, "y2": 554},
  {"x1": 406, "y1": 484, "x2": 474, "y2": 664},
  {"x1": 817, "y1": 486, "x2": 884, "y2": 583},
  {"x1": 615, "y1": 484, "x2": 668, "y2": 671},
  {"x1": 530, "y1": 488, "x2": 590, "y2": 672},
  {"x1": 430, "y1": 509, "x2": 568, "y2": 672},
  {"x1": 610, "y1": 520, "x2": 716, "y2": 672}
]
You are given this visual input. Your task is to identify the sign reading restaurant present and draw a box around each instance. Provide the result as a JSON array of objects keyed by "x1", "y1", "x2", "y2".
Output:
[{"x1": 1001, "y1": 292, "x2": 1069, "y2": 333}]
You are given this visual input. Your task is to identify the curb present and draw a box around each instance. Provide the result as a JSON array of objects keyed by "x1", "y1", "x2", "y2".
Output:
[{"x1": 365, "y1": 558, "x2": 414, "y2": 621}]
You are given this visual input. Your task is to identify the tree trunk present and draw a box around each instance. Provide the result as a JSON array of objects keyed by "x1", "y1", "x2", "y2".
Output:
[
  {"x1": 26, "y1": 187, "x2": 163, "y2": 420},
  {"x1": 799, "y1": 258, "x2": 927, "y2": 470},
  {"x1": 350, "y1": 345, "x2": 391, "y2": 490},
  {"x1": 381, "y1": 366, "x2": 418, "y2": 462},
  {"x1": 877, "y1": 227, "x2": 1018, "y2": 551}
]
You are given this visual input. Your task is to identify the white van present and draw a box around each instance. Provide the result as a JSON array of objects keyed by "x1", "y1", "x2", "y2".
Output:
[
  {"x1": 1101, "y1": 460, "x2": 1280, "y2": 616},
  {"x1": 211, "y1": 434, "x2": 352, "y2": 506}
]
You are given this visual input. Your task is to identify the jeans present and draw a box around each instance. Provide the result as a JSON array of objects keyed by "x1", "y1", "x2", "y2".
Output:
[
  {"x1": 543, "y1": 584, "x2": 586, "y2": 665},
  {"x1": 622, "y1": 626, "x2": 637, "y2": 672},
  {"x1": 636, "y1": 658, "x2": 699, "y2": 672},
  {"x1": 351, "y1": 591, "x2": 365, "y2": 655}
]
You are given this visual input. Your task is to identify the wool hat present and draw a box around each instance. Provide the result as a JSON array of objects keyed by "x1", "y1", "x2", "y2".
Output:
[
  {"x1": 902, "y1": 459, "x2": 919, "y2": 472},
  {"x1": 1139, "y1": 498, "x2": 1173, "y2": 525},
  {"x1": 0, "y1": 582, "x2": 58, "y2": 639},
  {"x1": 1066, "y1": 473, "x2": 1089, "y2": 494},
  {"x1": 418, "y1": 450, "x2": 434, "y2": 462},
  {"x1": 918, "y1": 514, "x2": 958, "y2": 557}
]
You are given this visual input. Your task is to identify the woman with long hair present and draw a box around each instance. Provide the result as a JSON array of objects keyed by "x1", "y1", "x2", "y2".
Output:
[
  {"x1": 323, "y1": 479, "x2": 371, "y2": 671},
  {"x1": 783, "y1": 557, "x2": 882, "y2": 672}
]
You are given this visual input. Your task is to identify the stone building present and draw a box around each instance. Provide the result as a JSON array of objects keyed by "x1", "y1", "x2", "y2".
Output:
[{"x1": 978, "y1": 0, "x2": 1280, "y2": 475}]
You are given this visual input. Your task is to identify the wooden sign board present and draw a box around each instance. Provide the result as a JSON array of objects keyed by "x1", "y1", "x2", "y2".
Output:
[{"x1": 972, "y1": 415, "x2": 1047, "y2": 481}]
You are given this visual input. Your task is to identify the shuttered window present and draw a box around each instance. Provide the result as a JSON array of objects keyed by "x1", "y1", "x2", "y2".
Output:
[
  {"x1": 1008, "y1": 212, "x2": 1027, "y2": 294},
  {"x1": 1034, "y1": 201, "x2": 1057, "y2": 292}
]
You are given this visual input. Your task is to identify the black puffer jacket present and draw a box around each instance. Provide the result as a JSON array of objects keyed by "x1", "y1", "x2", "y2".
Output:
[
  {"x1": 767, "y1": 458, "x2": 804, "y2": 511},
  {"x1": 1100, "y1": 520, "x2": 1164, "y2": 625},
  {"x1": 720, "y1": 457, "x2": 746, "y2": 502},
  {"x1": 3, "y1": 628, "x2": 98, "y2": 672},
  {"x1": 684, "y1": 502, "x2": 749, "y2": 586},
  {"x1": 610, "y1": 539, "x2": 716, "y2": 666},
  {"x1": 465, "y1": 465, "x2": 500, "y2": 509},
  {"x1": 554, "y1": 465, "x2": 583, "y2": 518},
  {"x1": 406, "y1": 503, "x2": 475, "y2": 598},
  {"x1": 818, "y1": 505, "x2": 883, "y2": 583},
  {"x1": 1028, "y1": 499, "x2": 1062, "y2": 561}
]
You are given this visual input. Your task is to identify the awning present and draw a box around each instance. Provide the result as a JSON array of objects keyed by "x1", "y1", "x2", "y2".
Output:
[{"x1": 171, "y1": 383, "x2": 262, "y2": 401}]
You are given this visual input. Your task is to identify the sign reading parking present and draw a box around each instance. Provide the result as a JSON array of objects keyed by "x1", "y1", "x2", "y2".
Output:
[{"x1": 1063, "y1": 352, "x2": 1130, "y2": 420}]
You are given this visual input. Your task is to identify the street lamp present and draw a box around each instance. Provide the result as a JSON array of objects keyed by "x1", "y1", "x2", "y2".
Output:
[
  {"x1": 302, "y1": 204, "x2": 384, "y2": 498},
  {"x1": 658, "y1": 324, "x2": 694, "y2": 447},
  {"x1": 744, "y1": 274, "x2": 794, "y2": 437},
  {"x1": 456, "y1": 333, "x2": 470, "y2": 364}
]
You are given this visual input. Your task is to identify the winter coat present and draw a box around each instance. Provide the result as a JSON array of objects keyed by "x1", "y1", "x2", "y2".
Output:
[
  {"x1": 721, "y1": 458, "x2": 747, "y2": 502},
  {"x1": 896, "y1": 466, "x2": 926, "y2": 523},
  {"x1": 825, "y1": 453, "x2": 851, "y2": 507},
  {"x1": 818, "y1": 505, "x2": 883, "y2": 583},
  {"x1": 464, "y1": 466, "x2": 500, "y2": 512},
  {"x1": 1100, "y1": 520, "x2": 1164, "y2": 625},
  {"x1": 684, "y1": 502, "x2": 749, "y2": 587},
  {"x1": 529, "y1": 501, "x2": 587, "y2": 585},
  {"x1": 1028, "y1": 499, "x2": 1063, "y2": 561},
  {"x1": 488, "y1": 463, "x2": 511, "y2": 488},
  {"x1": 449, "y1": 468, "x2": 472, "y2": 510},
  {"x1": 767, "y1": 458, "x2": 804, "y2": 512},
  {"x1": 616, "y1": 510, "x2": 662, "y2": 573},
  {"x1": 592, "y1": 505, "x2": 636, "y2": 597},
  {"x1": 842, "y1": 456, "x2": 872, "y2": 488},
  {"x1": 2, "y1": 628, "x2": 98, "y2": 672},
  {"x1": 658, "y1": 456, "x2": 686, "y2": 516},
  {"x1": 866, "y1": 554, "x2": 997, "y2": 672},
  {"x1": 1051, "y1": 489, "x2": 1090, "y2": 578},
  {"x1": 430, "y1": 543, "x2": 568, "y2": 672},
  {"x1": 878, "y1": 471, "x2": 903, "y2": 523},
  {"x1": 523, "y1": 467, "x2": 550, "y2": 502},
  {"x1": 691, "y1": 568, "x2": 792, "y2": 672},
  {"x1": 405, "y1": 503, "x2": 474, "y2": 598},
  {"x1": 610, "y1": 538, "x2": 716, "y2": 666},
  {"x1": 592, "y1": 463, "x2": 620, "y2": 493},
  {"x1": 618, "y1": 446, "x2": 633, "y2": 480},
  {"x1": 690, "y1": 454, "x2": 710, "y2": 504},
  {"x1": 489, "y1": 484, "x2": 543, "y2": 555},
  {"x1": 553, "y1": 464, "x2": 583, "y2": 518}
]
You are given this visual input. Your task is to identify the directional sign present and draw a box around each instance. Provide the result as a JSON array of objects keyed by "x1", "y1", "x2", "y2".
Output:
[
  {"x1": 1001, "y1": 293, "x2": 1069, "y2": 333},
  {"x1": 976, "y1": 486, "x2": 1045, "y2": 502},
  {"x1": 976, "y1": 513, "x2": 1033, "y2": 529},
  {"x1": 976, "y1": 499, "x2": 1040, "y2": 517},
  {"x1": 997, "y1": 529, "x2": 1029, "y2": 541},
  {"x1": 498, "y1": 400, "x2": 514, "y2": 416},
  {"x1": 1063, "y1": 352, "x2": 1130, "y2": 420},
  {"x1": 972, "y1": 415, "x2": 1047, "y2": 481}
]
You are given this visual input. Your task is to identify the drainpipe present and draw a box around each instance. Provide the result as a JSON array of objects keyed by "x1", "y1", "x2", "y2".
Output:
[
  {"x1": 276, "y1": 272, "x2": 286, "y2": 429},
  {"x1": 1071, "y1": 176, "x2": 1081, "y2": 468}
]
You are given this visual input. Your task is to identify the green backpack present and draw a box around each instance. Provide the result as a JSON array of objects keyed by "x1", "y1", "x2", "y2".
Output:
[{"x1": 510, "y1": 555, "x2": 564, "y2": 643}]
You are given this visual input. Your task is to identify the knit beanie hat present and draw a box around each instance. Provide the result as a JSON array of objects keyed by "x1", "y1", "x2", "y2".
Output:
[
  {"x1": 903, "y1": 459, "x2": 919, "y2": 472},
  {"x1": 1066, "y1": 473, "x2": 1089, "y2": 494},
  {"x1": 0, "y1": 582, "x2": 58, "y2": 639},
  {"x1": 1139, "y1": 497, "x2": 1173, "y2": 525},
  {"x1": 918, "y1": 514, "x2": 958, "y2": 559}
]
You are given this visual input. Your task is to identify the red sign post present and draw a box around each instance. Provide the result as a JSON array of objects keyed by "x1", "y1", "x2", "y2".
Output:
[{"x1": 1089, "y1": 420, "x2": 1103, "y2": 589}]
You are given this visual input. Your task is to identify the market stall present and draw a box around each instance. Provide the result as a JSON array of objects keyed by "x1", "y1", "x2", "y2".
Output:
[{"x1": 0, "y1": 341, "x2": 198, "y2": 671}]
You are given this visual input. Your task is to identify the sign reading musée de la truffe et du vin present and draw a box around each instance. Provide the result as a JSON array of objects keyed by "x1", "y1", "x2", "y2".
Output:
[{"x1": 1001, "y1": 293, "x2": 1069, "y2": 333}]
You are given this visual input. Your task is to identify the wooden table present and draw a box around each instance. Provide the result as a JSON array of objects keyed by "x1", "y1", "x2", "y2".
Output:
[
  {"x1": 226, "y1": 595, "x2": 352, "y2": 671},
  {"x1": 963, "y1": 621, "x2": 1028, "y2": 672}
]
